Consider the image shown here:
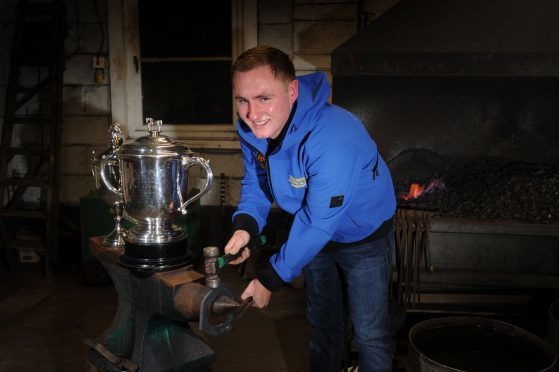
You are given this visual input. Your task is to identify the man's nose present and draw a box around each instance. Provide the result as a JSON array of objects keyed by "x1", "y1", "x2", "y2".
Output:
[{"x1": 247, "y1": 102, "x2": 261, "y2": 121}]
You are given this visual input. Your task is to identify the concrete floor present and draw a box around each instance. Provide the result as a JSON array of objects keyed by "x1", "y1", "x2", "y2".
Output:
[{"x1": 0, "y1": 261, "x2": 312, "y2": 372}]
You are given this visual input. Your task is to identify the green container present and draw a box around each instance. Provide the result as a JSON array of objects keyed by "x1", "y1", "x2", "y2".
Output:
[{"x1": 79, "y1": 192, "x2": 115, "y2": 265}]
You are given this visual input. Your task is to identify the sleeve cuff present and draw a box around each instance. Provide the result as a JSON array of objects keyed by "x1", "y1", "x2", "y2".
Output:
[
  {"x1": 232, "y1": 213, "x2": 259, "y2": 237},
  {"x1": 257, "y1": 262, "x2": 285, "y2": 292}
]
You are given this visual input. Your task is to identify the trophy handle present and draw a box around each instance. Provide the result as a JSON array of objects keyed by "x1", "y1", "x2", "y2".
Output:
[
  {"x1": 178, "y1": 156, "x2": 213, "y2": 214},
  {"x1": 90, "y1": 151, "x2": 101, "y2": 189},
  {"x1": 99, "y1": 157, "x2": 123, "y2": 199}
]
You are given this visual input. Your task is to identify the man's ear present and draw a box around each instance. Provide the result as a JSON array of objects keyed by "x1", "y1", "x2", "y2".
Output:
[{"x1": 288, "y1": 79, "x2": 298, "y2": 105}]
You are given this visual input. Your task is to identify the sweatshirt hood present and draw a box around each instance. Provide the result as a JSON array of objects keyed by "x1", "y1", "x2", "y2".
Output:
[{"x1": 236, "y1": 72, "x2": 331, "y2": 152}]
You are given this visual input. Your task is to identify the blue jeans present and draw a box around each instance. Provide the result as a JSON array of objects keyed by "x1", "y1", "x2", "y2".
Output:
[{"x1": 304, "y1": 230, "x2": 393, "y2": 372}]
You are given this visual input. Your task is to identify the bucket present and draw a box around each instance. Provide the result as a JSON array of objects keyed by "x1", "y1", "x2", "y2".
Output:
[
  {"x1": 548, "y1": 300, "x2": 559, "y2": 354},
  {"x1": 407, "y1": 316, "x2": 557, "y2": 372}
]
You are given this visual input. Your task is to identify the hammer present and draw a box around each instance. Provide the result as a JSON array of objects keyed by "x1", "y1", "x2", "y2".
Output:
[{"x1": 203, "y1": 235, "x2": 267, "y2": 288}]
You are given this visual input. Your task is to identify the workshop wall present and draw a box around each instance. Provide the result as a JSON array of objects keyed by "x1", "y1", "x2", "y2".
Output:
[
  {"x1": 196, "y1": 0, "x2": 360, "y2": 207},
  {"x1": 0, "y1": 0, "x2": 110, "y2": 206},
  {"x1": 0, "y1": 0, "x2": 398, "y2": 206},
  {"x1": 0, "y1": 1, "x2": 8, "y2": 133},
  {"x1": 61, "y1": 0, "x2": 111, "y2": 205}
]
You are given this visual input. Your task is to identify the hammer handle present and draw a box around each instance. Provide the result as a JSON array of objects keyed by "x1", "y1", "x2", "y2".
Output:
[{"x1": 218, "y1": 235, "x2": 267, "y2": 269}]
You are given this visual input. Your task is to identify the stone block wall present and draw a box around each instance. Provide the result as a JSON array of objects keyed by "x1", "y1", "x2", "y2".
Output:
[
  {"x1": 0, "y1": 0, "x2": 13, "y2": 152},
  {"x1": 61, "y1": 0, "x2": 110, "y2": 203},
  {"x1": 0, "y1": 0, "x2": 361, "y2": 206},
  {"x1": 0, "y1": 0, "x2": 110, "y2": 205},
  {"x1": 260, "y1": 0, "x2": 358, "y2": 88}
]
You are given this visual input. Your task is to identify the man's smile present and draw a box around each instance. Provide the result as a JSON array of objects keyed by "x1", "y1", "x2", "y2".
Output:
[{"x1": 253, "y1": 119, "x2": 270, "y2": 127}]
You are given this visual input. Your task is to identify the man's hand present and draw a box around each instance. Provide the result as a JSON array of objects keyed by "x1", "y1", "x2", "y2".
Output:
[
  {"x1": 224, "y1": 230, "x2": 251, "y2": 265},
  {"x1": 242, "y1": 279, "x2": 272, "y2": 308}
]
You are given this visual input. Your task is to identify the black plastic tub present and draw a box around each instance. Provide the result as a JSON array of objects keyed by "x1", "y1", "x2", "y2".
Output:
[{"x1": 407, "y1": 316, "x2": 557, "y2": 372}]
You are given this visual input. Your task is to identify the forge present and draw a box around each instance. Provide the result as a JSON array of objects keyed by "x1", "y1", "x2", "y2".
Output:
[{"x1": 332, "y1": 0, "x2": 559, "y2": 316}]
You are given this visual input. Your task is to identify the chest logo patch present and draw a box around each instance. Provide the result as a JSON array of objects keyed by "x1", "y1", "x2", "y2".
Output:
[
  {"x1": 329, "y1": 195, "x2": 344, "y2": 208},
  {"x1": 288, "y1": 175, "x2": 307, "y2": 188},
  {"x1": 256, "y1": 152, "x2": 267, "y2": 170}
]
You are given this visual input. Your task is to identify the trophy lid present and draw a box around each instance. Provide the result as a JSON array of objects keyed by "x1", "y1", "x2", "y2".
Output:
[{"x1": 119, "y1": 118, "x2": 193, "y2": 157}]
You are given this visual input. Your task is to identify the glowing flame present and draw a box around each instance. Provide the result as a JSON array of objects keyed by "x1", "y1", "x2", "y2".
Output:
[
  {"x1": 400, "y1": 178, "x2": 445, "y2": 200},
  {"x1": 401, "y1": 183, "x2": 424, "y2": 200}
]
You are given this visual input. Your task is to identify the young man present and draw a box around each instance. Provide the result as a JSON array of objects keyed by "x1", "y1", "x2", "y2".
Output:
[{"x1": 224, "y1": 46, "x2": 396, "y2": 372}]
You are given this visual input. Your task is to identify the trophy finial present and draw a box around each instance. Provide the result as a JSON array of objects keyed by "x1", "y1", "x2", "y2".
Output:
[
  {"x1": 146, "y1": 117, "x2": 162, "y2": 137},
  {"x1": 108, "y1": 122, "x2": 124, "y2": 149}
]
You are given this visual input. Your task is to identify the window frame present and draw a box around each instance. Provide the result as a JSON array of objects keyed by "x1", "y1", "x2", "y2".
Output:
[{"x1": 107, "y1": 0, "x2": 256, "y2": 149}]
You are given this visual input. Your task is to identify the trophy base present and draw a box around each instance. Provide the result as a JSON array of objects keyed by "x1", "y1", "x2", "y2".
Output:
[
  {"x1": 102, "y1": 228, "x2": 126, "y2": 248},
  {"x1": 102, "y1": 201, "x2": 126, "y2": 248},
  {"x1": 118, "y1": 237, "x2": 194, "y2": 272}
]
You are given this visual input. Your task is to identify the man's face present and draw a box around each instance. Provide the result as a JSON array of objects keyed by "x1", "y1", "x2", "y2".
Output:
[{"x1": 233, "y1": 65, "x2": 298, "y2": 139}]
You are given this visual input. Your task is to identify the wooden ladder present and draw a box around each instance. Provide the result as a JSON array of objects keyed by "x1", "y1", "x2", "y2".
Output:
[{"x1": 0, "y1": 0, "x2": 66, "y2": 278}]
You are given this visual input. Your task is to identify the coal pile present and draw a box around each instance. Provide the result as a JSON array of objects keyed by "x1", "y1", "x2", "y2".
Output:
[{"x1": 396, "y1": 158, "x2": 559, "y2": 224}]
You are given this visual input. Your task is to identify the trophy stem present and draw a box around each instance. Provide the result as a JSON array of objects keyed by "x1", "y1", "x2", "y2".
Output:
[{"x1": 103, "y1": 201, "x2": 126, "y2": 248}]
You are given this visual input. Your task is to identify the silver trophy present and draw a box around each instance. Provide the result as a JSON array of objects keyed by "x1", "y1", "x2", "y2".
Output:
[
  {"x1": 90, "y1": 122, "x2": 126, "y2": 248},
  {"x1": 99, "y1": 118, "x2": 213, "y2": 270}
]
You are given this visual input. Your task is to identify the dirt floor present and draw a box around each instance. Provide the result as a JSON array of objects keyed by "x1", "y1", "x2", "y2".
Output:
[
  {"x1": 2, "y1": 252, "x2": 554, "y2": 371},
  {"x1": 0, "y1": 261, "x2": 311, "y2": 372}
]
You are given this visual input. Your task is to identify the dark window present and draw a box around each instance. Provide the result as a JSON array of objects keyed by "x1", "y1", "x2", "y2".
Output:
[{"x1": 138, "y1": 1, "x2": 232, "y2": 124}]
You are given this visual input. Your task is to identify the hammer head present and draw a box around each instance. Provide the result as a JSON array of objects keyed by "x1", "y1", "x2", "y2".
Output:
[{"x1": 202, "y1": 246, "x2": 220, "y2": 288}]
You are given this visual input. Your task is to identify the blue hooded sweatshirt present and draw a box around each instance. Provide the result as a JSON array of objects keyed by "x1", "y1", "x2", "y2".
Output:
[{"x1": 234, "y1": 72, "x2": 396, "y2": 287}]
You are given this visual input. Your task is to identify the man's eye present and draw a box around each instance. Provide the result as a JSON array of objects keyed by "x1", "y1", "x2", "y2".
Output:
[
  {"x1": 236, "y1": 99, "x2": 247, "y2": 104},
  {"x1": 259, "y1": 97, "x2": 269, "y2": 102}
]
